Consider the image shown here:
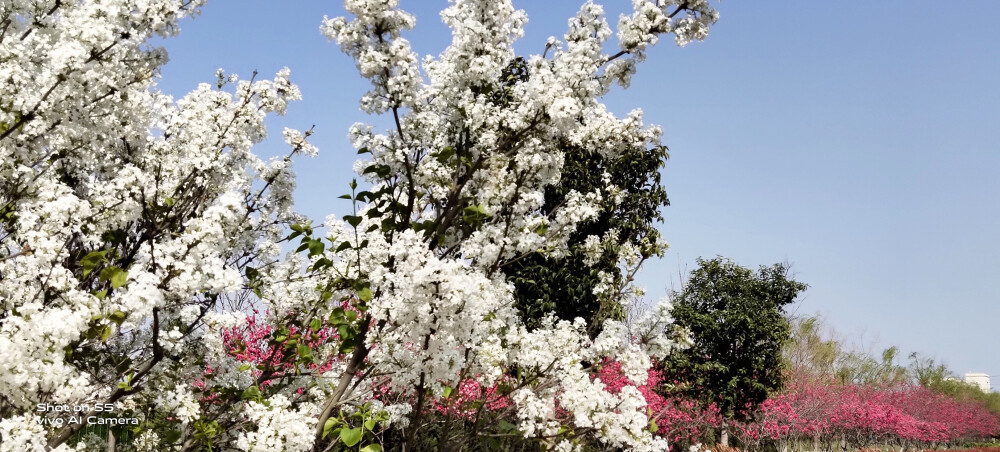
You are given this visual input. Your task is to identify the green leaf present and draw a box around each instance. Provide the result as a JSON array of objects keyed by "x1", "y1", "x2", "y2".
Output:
[
  {"x1": 344, "y1": 215, "x2": 362, "y2": 228},
  {"x1": 364, "y1": 417, "x2": 376, "y2": 431},
  {"x1": 108, "y1": 310, "x2": 126, "y2": 325},
  {"x1": 241, "y1": 385, "x2": 261, "y2": 401},
  {"x1": 432, "y1": 146, "x2": 456, "y2": 163},
  {"x1": 340, "y1": 427, "x2": 363, "y2": 447},
  {"x1": 308, "y1": 239, "x2": 324, "y2": 256},
  {"x1": 80, "y1": 250, "x2": 109, "y2": 278},
  {"x1": 100, "y1": 266, "x2": 128, "y2": 288},
  {"x1": 100, "y1": 325, "x2": 113, "y2": 342},
  {"x1": 442, "y1": 386, "x2": 453, "y2": 398},
  {"x1": 309, "y1": 318, "x2": 321, "y2": 331},
  {"x1": 111, "y1": 269, "x2": 127, "y2": 288},
  {"x1": 329, "y1": 307, "x2": 346, "y2": 324},
  {"x1": 297, "y1": 343, "x2": 313, "y2": 360},
  {"x1": 164, "y1": 197, "x2": 175, "y2": 207},
  {"x1": 357, "y1": 287, "x2": 372, "y2": 303},
  {"x1": 463, "y1": 204, "x2": 487, "y2": 215},
  {"x1": 310, "y1": 256, "x2": 332, "y2": 271},
  {"x1": 323, "y1": 418, "x2": 339, "y2": 439},
  {"x1": 360, "y1": 445, "x2": 382, "y2": 452},
  {"x1": 462, "y1": 204, "x2": 490, "y2": 225},
  {"x1": 362, "y1": 164, "x2": 390, "y2": 178}
]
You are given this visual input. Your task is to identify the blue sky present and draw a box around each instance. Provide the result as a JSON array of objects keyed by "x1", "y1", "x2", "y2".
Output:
[{"x1": 155, "y1": 1, "x2": 1000, "y2": 385}]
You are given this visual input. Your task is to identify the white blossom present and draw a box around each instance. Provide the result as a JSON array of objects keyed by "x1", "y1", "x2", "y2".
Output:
[{"x1": 235, "y1": 396, "x2": 316, "y2": 452}]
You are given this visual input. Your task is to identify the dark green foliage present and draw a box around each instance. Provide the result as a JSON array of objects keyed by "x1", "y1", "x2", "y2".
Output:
[
  {"x1": 662, "y1": 257, "x2": 807, "y2": 420},
  {"x1": 504, "y1": 143, "x2": 669, "y2": 332},
  {"x1": 489, "y1": 57, "x2": 670, "y2": 333}
]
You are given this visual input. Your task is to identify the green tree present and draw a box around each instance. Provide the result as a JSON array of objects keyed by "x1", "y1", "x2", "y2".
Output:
[
  {"x1": 498, "y1": 61, "x2": 671, "y2": 333},
  {"x1": 663, "y1": 257, "x2": 807, "y2": 445},
  {"x1": 784, "y1": 316, "x2": 919, "y2": 387},
  {"x1": 833, "y1": 346, "x2": 908, "y2": 386},
  {"x1": 907, "y1": 352, "x2": 952, "y2": 386},
  {"x1": 783, "y1": 315, "x2": 842, "y2": 379}
]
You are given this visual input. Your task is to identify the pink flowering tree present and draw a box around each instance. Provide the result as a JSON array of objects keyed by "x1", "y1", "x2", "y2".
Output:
[{"x1": 733, "y1": 375, "x2": 1000, "y2": 452}]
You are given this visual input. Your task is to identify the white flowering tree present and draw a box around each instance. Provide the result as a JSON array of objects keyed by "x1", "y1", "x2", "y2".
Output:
[
  {"x1": 0, "y1": 0, "x2": 717, "y2": 451},
  {"x1": 0, "y1": 1, "x2": 314, "y2": 450}
]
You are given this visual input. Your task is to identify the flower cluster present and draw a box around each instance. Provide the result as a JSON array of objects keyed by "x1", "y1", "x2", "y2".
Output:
[{"x1": 235, "y1": 395, "x2": 317, "y2": 452}]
